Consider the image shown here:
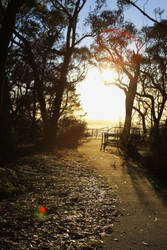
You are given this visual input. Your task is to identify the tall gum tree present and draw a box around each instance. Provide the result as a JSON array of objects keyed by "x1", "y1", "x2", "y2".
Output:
[
  {"x1": 44, "y1": 0, "x2": 104, "y2": 147},
  {"x1": 0, "y1": 0, "x2": 31, "y2": 156},
  {"x1": 135, "y1": 21, "x2": 167, "y2": 131},
  {"x1": 47, "y1": 0, "x2": 87, "y2": 146},
  {"x1": 12, "y1": 1, "x2": 68, "y2": 145},
  {"x1": 93, "y1": 25, "x2": 142, "y2": 141},
  {"x1": 11, "y1": 0, "x2": 102, "y2": 148}
]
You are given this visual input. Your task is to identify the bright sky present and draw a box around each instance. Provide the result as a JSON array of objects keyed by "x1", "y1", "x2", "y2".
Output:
[
  {"x1": 76, "y1": 67, "x2": 125, "y2": 122},
  {"x1": 123, "y1": 0, "x2": 167, "y2": 29},
  {"x1": 76, "y1": 0, "x2": 167, "y2": 123}
]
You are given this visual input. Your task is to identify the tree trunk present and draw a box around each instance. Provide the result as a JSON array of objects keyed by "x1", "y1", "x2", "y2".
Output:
[
  {"x1": 46, "y1": 53, "x2": 71, "y2": 149},
  {"x1": 15, "y1": 33, "x2": 49, "y2": 142},
  {"x1": 141, "y1": 114, "x2": 147, "y2": 135},
  {"x1": 122, "y1": 64, "x2": 140, "y2": 142},
  {"x1": 46, "y1": 78, "x2": 66, "y2": 148},
  {"x1": 0, "y1": 1, "x2": 21, "y2": 157},
  {"x1": 124, "y1": 94, "x2": 134, "y2": 138},
  {"x1": 0, "y1": 76, "x2": 13, "y2": 156}
]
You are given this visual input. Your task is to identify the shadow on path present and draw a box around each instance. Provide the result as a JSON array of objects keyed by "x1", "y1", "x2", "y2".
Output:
[
  {"x1": 79, "y1": 139, "x2": 167, "y2": 250},
  {"x1": 122, "y1": 158, "x2": 167, "y2": 208}
]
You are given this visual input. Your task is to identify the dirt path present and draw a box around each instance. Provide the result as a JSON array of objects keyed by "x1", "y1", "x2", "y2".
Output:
[
  {"x1": 78, "y1": 139, "x2": 167, "y2": 250},
  {"x1": 0, "y1": 150, "x2": 119, "y2": 249}
]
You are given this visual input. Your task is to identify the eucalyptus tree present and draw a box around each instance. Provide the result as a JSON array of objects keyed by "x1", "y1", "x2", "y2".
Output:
[
  {"x1": 44, "y1": 0, "x2": 93, "y2": 147},
  {"x1": 7, "y1": 46, "x2": 39, "y2": 142},
  {"x1": 135, "y1": 21, "x2": 167, "y2": 131},
  {"x1": 133, "y1": 94, "x2": 148, "y2": 135},
  {"x1": 0, "y1": 0, "x2": 35, "y2": 156},
  {"x1": 90, "y1": 9, "x2": 142, "y2": 141},
  {"x1": 10, "y1": 0, "x2": 103, "y2": 148},
  {"x1": 12, "y1": 1, "x2": 67, "y2": 145},
  {"x1": 8, "y1": 42, "x2": 85, "y2": 143}
]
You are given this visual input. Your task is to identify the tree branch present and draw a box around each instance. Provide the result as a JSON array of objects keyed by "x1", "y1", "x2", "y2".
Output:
[
  {"x1": 111, "y1": 82, "x2": 128, "y2": 95},
  {"x1": 50, "y1": 0, "x2": 71, "y2": 18},
  {"x1": 127, "y1": 0, "x2": 167, "y2": 28},
  {"x1": 74, "y1": 33, "x2": 95, "y2": 46}
]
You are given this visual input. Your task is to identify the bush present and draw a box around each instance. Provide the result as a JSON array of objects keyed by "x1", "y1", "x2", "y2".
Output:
[
  {"x1": 150, "y1": 125, "x2": 165, "y2": 148},
  {"x1": 57, "y1": 117, "x2": 86, "y2": 148},
  {"x1": 119, "y1": 132, "x2": 141, "y2": 159},
  {"x1": 149, "y1": 125, "x2": 167, "y2": 160},
  {"x1": 144, "y1": 125, "x2": 167, "y2": 180},
  {"x1": 13, "y1": 117, "x2": 41, "y2": 144}
]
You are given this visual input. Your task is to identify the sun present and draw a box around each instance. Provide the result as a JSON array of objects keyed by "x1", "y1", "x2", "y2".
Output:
[
  {"x1": 100, "y1": 68, "x2": 119, "y2": 86},
  {"x1": 76, "y1": 67, "x2": 125, "y2": 122}
]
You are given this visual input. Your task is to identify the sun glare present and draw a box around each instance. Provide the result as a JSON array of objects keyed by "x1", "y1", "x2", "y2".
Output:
[
  {"x1": 100, "y1": 68, "x2": 119, "y2": 86},
  {"x1": 76, "y1": 67, "x2": 125, "y2": 122}
]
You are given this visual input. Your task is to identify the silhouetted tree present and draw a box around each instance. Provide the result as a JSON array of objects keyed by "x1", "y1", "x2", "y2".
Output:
[
  {"x1": 0, "y1": 0, "x2": 35, "y2": 157},
  {"x1": 135, "y1": 21, "x2": 167, "y2": 131},
  {"x1": 92, "y1": 22, "x2": 142, "y2": 141},
  {"x1": 7, "y1": 0, "x2": 103, "y2": 149},
  {"x1": 133, "y1": 95, "x2": 148, "y2": 135}
]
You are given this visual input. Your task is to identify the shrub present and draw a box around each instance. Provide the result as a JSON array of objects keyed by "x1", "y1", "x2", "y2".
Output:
[
  {"x1": 57, "y1": 117, "x2": 86, "y2": 148},
  {"x1": 145, "y1": 125, "x2": 167, "y2": 180},
  {"x1": 13, "y1": 117, "x2": 41, "y2": 144},
  {"x1": 149, "y1": 125, "x2": 167, "y2": 160},
  {"x1": 119, "y1": 132, "x2": 141, "y2": 159}
]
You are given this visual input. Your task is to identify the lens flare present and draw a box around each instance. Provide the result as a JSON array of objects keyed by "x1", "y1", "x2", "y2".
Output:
[
  {"x1": 39, "y1": 206, "x2": 46, "y2": 214},
  {"x1": 34, "y1": 206, "x2": 47, "y2": 221},
  {"x1": 97, "y1": 28, "x2": 142, "y2": 64}
]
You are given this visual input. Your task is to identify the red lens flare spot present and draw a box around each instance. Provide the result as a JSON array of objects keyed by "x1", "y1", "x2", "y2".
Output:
[
  {"x1": 39, "y1": 206, "x2": 46, "y2": 214},
  {"x1": 97, "y1": 28, "x2": 143, "y2": 63}
]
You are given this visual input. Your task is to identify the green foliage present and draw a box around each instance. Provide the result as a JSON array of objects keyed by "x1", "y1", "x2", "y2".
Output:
[
  {"x1": 88, "y1": 9, "x2": 123, "y2": 34},
  {"x1": 117, "y1": 0, "x2": 130, "y2": 6},
  {"x1": 0, "y1": 180, "x2": 15, "y2": 199},
  {"x1": 57, "y1": 117, "x2": 87, "y2": 148}
]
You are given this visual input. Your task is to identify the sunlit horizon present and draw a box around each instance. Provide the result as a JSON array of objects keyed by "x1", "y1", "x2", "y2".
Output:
[{"x1": 84, "y1": 119, "x2": 124, "y2": 129}]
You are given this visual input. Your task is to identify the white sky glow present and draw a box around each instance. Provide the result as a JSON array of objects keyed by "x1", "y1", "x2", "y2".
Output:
[{"x1": 76, "y1": 67, "x2": 125, "y2": 122}]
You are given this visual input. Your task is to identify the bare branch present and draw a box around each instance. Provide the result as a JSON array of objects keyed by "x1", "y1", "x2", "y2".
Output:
[
  {"x1": 74, "y1": 33, "x2": 95, "y2": 46},
  {"x1": 111, "y1": 82, "x2": 128, "y2": 95},
  {"x1": 59, "y1": 89, "x2": 69, "y2": 118},
  {"x1": 127, "y1": 0, "x2": 167, "y2": 27},
  {"x1": 50, "y1": 0, "x2": 71, "y2": 17}
]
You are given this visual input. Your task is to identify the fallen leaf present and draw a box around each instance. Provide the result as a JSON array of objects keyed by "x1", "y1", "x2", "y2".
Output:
[
  {"x1": 142, "y1": 241, "x2": 149, "y2": 246},
  {"x1": 154, "y1": 217, "x2": 158, "y2": 222}
]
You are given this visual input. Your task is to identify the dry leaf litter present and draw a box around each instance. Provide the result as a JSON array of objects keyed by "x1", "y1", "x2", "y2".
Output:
[{"x1": 0, "y1": 149, "x2": 120, "y2": 249}]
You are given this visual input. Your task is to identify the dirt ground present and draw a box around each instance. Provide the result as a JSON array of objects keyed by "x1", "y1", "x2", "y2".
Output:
[
  {"x1": 78, "y1": 139, "x2": 167, "y2": 250},
  {"x1": 0, "y1": 147, "x2": 120, "y2": 249}
]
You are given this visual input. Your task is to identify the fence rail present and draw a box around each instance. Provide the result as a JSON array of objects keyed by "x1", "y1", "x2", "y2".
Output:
[{"x1": 85, "y1": 126, "x2": 144, "y2": 151}]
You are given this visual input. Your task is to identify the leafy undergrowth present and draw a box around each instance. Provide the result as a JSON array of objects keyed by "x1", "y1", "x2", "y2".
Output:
[{"x1": 0, "y1": 149, "x2": 119, "y2": 249}]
